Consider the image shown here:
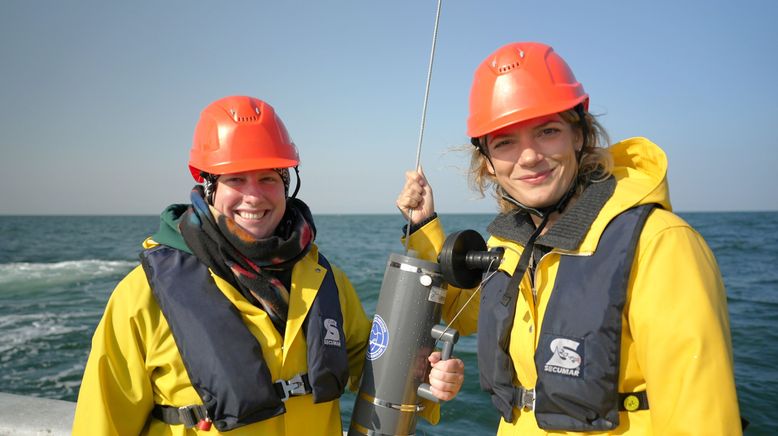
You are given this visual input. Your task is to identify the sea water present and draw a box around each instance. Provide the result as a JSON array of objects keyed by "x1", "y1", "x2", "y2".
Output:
[{"x1": 0, "y1": 212, "x2": 775, "y2": 434}]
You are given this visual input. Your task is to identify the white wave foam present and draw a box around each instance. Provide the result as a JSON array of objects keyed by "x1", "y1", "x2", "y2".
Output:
[
  {"x1": 0, "y1": 259, "x2": 137, "y2": 287},
  {"x1": 38, "y1": 363, "x2": 86, "y2": 383},
  {"x1": 0, "y1": 312, "x2": 94, "y2": 355},
  {"x1": 0, "y1": 311, "x2": 100, "y2": 330}
]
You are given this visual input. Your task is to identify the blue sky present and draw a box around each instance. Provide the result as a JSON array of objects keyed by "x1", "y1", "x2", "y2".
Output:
[{"x1": 1, "y1": 1, "x2": 776, "y2": 215}]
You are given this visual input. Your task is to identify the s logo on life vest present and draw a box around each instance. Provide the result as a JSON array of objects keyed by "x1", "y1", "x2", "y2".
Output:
[
  {"x1": 544, "y1": 337, "x2": 583, "y2": 378},
  {"x1": 323, "y1": 318, "x2": 342, "y2": 347},
  {"x1": 367, "y1": 315, "x2": 389, "y2": 361}
]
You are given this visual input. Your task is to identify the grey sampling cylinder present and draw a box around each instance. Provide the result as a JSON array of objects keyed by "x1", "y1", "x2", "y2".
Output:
[{"x1": 348, "y1": 252, "x2": 453, "y2": 436}]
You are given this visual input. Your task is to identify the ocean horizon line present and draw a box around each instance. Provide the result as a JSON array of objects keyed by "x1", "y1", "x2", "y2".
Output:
[{"x1": 1, "y1": 209, "x2": 777, "y2": 217}]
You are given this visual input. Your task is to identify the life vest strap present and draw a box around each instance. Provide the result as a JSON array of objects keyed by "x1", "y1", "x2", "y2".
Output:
[
  {"x1": 511, "y1": 387, "x2": 649, "y2": 412},
  {"x1": 151, "y1": 404, "x2": 208, "y2": 428},
  {"x1": 152, "y1": 373, "x2": 313, "y2": 427}
]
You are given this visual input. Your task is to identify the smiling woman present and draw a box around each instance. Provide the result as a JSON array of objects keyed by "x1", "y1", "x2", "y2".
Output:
[
  {"x1": 70, "y1": 95, "x2": 464, "y2": 436},
  {"x1": 71, "y1": 96, "x2": 366, "y2": 435},
  {"x1": 397, "y1": 42, "x2": 743, "y2": 435}
]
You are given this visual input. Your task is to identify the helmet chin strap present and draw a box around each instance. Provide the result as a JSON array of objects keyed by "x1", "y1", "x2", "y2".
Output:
[
  {"x1": 289, "y1": 166, "x2": 301, "y2": 199},
  {"x1": 202, "y1": 172, "x2": 219, "y2": 205},
  {"x1": 498, "y1": 180, "x2": 577, "y2": 220}
]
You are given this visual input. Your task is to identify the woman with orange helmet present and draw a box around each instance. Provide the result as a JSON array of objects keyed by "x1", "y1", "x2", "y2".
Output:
[
  {"x1": 73, "y1": 96, "x2": 464, "y2": 435},
  {"x1": 398, "y1": 42, "x2": 742, "y2": 434}
]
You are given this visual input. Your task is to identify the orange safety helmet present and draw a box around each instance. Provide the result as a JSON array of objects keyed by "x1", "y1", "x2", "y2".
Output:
[
  {"x1": 467, "y1": 42, "x2": 589, "y2": 139},
  {"x1": 189, "y1": 96, "x2": 299, "y2": 182}
]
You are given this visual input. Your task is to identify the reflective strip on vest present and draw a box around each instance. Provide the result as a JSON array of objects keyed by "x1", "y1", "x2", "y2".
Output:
[
  {"x1": 478, "y1": 205, "x2": 654, "y2": 430},
  {"x1": 140, "y1": 246, "x2": 349, "y2": 432}
]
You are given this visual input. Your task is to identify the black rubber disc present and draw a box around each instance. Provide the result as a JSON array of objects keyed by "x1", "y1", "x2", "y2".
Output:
[{"x1": 438, "y1": 229, "x2": 487, "y2": 289}]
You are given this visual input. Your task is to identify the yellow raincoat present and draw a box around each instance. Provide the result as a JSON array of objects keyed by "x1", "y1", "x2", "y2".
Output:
[
  {"x1": 73, "y1": 243, "x2": 370, "y2": 435},
  {"x1": 408, "y1": 137, "x2": 741, "y2": 435}
]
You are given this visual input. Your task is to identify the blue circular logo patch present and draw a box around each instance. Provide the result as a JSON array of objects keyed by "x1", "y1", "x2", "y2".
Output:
[{"x1": 367, "y1": 315, "x2": 389, "y2": 361}]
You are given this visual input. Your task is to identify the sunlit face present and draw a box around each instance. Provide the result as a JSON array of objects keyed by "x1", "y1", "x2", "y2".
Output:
[
  {"x1": 212, "y1": 169, "x2": 286, "y2": 239},
  {"x1": 485, "y1": 114, "x2": 581, "y2": 209}
]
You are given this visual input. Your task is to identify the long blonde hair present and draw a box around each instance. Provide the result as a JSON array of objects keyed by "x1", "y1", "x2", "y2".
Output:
[{"x1": 468, "y1": 109, "x2": 613, "y2": 213}]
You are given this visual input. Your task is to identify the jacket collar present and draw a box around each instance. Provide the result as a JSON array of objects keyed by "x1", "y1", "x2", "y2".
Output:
[{"x1": 487, "y1": 176, "x2": 616, "y2": 251}]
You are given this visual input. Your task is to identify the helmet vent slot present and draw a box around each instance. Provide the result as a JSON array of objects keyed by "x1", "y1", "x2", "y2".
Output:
[
  {"x1": 498, "y1": 61, "x2": 520, "y2": 73},
  {"x1": 229, "y1": 108, "x2": 261, "y2": 123}
]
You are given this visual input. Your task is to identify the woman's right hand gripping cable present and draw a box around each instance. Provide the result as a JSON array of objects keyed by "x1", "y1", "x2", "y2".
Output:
[{"x1": 396, "y1": 167, "x2": 435, "y2": 226}]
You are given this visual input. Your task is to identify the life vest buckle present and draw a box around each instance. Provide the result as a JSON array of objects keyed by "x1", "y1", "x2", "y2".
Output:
[
  {"x1": 517, "y1": 387, "x2": 536, "y2": 411},
  {"x1": 177, "y1": 405, "x2": 205, "y2": 428},
  {"x1": 275, "y1": 373, "x2": 310, "y2": 401}
]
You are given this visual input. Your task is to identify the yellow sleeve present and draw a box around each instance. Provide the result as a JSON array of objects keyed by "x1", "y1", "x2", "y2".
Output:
[
  {"x1": 72, "y1": 266, "x2": 155, "y2": 435},
  {"x1": 405, "y1": 217, "x2": 446, "y2": 262},
  {"x1": 629, "y1": 222, "x2": 741, "y2": 435},
  {"x1": 332, "y1": 264, "x2": 371, "y2": 392},
  {"x1": 405, "y1": 217, "x2": 480, "y2": 336}
]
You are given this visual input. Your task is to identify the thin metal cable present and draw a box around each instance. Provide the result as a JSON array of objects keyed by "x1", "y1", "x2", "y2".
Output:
[
  {"x1": 435, "y1": 259, "x2": 499, "y2": 341},
  {"x1": 404, "y1": 0, "x2": 443, "y2": 253}
]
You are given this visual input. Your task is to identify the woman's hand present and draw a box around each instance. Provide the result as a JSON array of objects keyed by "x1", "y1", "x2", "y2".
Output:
[
  {"x1": 396, "y1": 168, "x2": 435, "y2": 225},
  {"x1": 427, "y1": 351, "x2": 464, "y2": 401}
]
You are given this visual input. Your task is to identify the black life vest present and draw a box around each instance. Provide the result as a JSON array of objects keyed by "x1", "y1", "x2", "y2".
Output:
[
  {"x1": 140, "y1": 246, "x2": 349, "y2": 432},
  {"x1": 477, "y1": 205, "x2": 654, "y2": 431}
]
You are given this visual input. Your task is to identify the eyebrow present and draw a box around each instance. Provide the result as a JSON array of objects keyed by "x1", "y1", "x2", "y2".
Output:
[
  {"x1": 533, "y1": 118, "x2": 563, "y2": 128},
  {"x1": 486, "y1": 134, "x2": 510, "y2": 147},
  {"x1": 488, "y1": 119, "x2": 563, "y2": 143}
]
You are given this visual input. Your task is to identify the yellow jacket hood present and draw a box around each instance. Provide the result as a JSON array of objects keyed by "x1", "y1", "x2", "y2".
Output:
[
  {"x1": 606, "y1": 137, "x2": 671, "y2": 214},
  {"x1": 579, "y1": 137, "x2": 671, "y2": 253}
]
